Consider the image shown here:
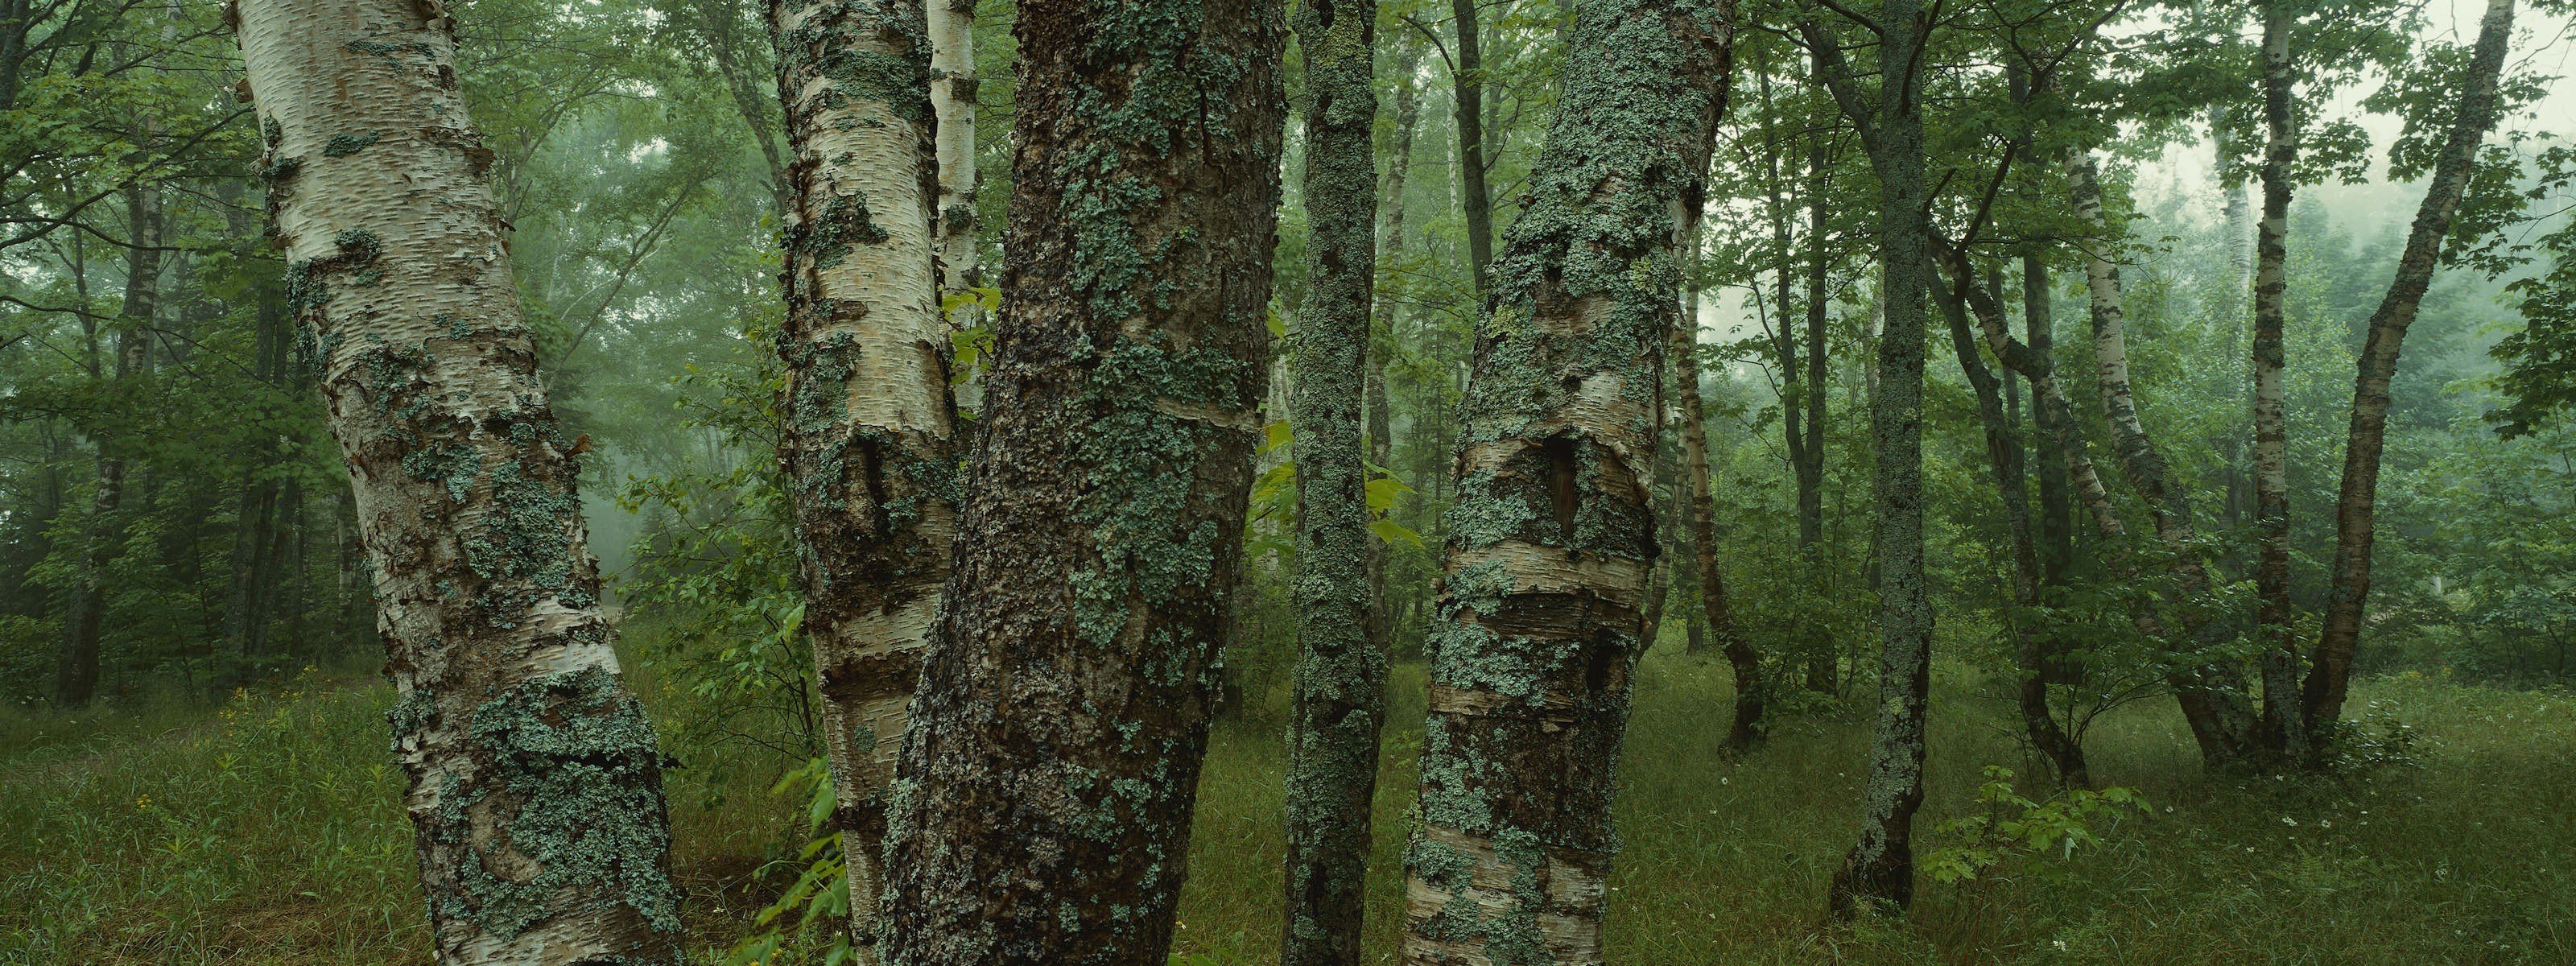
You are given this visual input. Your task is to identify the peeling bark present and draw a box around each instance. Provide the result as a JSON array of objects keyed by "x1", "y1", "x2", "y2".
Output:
[
  {"x1": 1401, "y1": 0, "x2": 1731, "y2": 960},
  {"x1": 2306, "y1": 0, "x2": 2516, "y2": 739},
  {"x1": 766, "y1": 0, "x2": 955, "y2": 952},
  {"x1": 874, "y1": 0, "x2": 1287, "y2": 960},
  {"x1": 232, "y1": 0, "x2": 684, "y2": 957}
]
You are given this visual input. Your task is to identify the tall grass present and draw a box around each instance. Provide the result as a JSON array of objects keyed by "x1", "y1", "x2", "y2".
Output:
[{"x1": 4, "y1": 656, "x2": 2568, "y2": 964}]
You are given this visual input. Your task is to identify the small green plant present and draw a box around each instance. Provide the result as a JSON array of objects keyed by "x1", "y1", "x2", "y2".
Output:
[
  {"x1": 2316, "y1": 704, "x2": 2427, "y2": 775},
  {"x1": 1924, "y1": 766, "x2": 2149, "y2": 884},
  {"x1": 724, "y1": 758, "x2": 852, "y2": 966}
]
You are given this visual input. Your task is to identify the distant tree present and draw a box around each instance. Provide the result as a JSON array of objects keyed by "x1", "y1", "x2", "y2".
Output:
[{"x1": 231, "y1": 0, "x2": 684, "y2": 958}]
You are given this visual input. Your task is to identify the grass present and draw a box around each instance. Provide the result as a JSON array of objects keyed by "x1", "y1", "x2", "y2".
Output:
[{"x1": 2, "y1": 654, "x2": 2570, "y2": 964}]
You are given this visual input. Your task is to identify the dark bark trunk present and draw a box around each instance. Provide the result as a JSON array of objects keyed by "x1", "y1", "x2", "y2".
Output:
[
  {"x1": 1400, "y1": 1, "x2": 1731, "y2": 960},
  {"x1": 1809, "y1": 4, "x2": 1934, "y2": 917},
  {"x1": 224, "y1": 265, "x2": 293, "y2": 678},
  {"x1": 2306, "y1": 0, "x2": 2516, "y2": 740},
  {"x1": 1936, "y1": 273, "x2": 2088, "y2": 788},
  {"x1": 1448, "y1": 0, "x2": 1492, "y2": 301},
  {"x1": 1281, "y1": 2, "x2": 1387, "y2": 962},
  {"x1": 55, "y1": 182, "x2": 158, "y2": 708},
  {"x1": 1799, "y1": 104, "x2": 1832, "y2": 693},
  {"x1": 875, "y1": 2, "x2": 1287, "y2": 962}
]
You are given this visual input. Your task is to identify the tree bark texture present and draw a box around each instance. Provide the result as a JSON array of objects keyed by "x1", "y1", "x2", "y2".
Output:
[
  {"x1": 2248, "y1": 0, "x2": 2305, "y2": 758},
  {"x1": 767, "y1": 0, "x2": 956, "y2": 952},
  {"x1": 1282, "y1": 0, "x2": 1386, "y2": 962},
  {"x1": 2306, "y1": 0, "x2": 2516, "y2": 737},
  {"x1": 233, "y1": 0, "x2": 685, "y2": 958},
  {"x1": 1401, "y1": 0, "x2": 1730, "y2": 960},
  {"x1": 873, "y1": 0, "x2": 1286, "y2": 961}
]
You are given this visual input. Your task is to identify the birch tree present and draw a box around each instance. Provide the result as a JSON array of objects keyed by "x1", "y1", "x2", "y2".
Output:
[
  {"x1": 1402, "y1": 0, "x2": 1731, "y2": 960},
  {"x1": 766, "y1": 0, "x2": 954, "y2": 952},
  {"x1": 231, "y1": 0, "x2": 683, "y2": 958},
  {"x1": 873, "y1": 0, "x2": 1287, "y2": 960}
]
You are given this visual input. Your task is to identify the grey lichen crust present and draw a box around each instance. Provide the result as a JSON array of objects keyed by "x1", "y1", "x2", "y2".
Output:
[{"x1": 1403, "y1": 0, "x2": 1732, "y2": 962}]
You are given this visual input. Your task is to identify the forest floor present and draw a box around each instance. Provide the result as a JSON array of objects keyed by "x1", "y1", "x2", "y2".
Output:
[{"x1": 2, "y1": 649, "x2": 2570, "y2": 965}]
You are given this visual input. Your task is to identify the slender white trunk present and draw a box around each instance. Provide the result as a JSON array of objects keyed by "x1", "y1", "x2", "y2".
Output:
[
  {"x1": 232, "y1": 0, "x2": 683, "y2": 959},
  {"x1": 767, "y1": 0, "x2": 954, "y2": 954}
]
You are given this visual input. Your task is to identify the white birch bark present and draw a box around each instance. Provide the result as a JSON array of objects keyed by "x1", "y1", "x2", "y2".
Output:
[
  {"x1": 231, "y1": 0, "x2": 683, "y2": 959},
  {"x1": 766, "y1": 0, "x2": 954, "y2": 955}
]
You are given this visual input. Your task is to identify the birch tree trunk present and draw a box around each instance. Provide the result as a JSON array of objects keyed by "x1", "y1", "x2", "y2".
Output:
[
  {"x1": 1673, "y1": 296, "x2": 1766, "y2": 749},
  {"x1": 2250, "y1": 0, "x2": 2303, "y2": 757},
  {"x1": 873, "y1": 0, "x2": 1286, "y2": 960},
  {"x1": 2306, "y1": 0, "x2": 2516, "y2": 737},
  {"x1": 766, "y1": 0, "x2": 954, "y2": 953},
  {"x1": 1401, "y1": 0, "x2": 1730, "y2": 960},
  {"x1": 1820, "y1": 0, "x2": 1934, "y2": 914},
  {"x1": 1282, "y1": 0, "x2": 1386, "y2": 961},
  {"x1": 2069, "y1": 154, "x2": 2258, "y2": 762},
  {"x1": 232, "y1": 0, "x2": 684, "y2": 958},
  {"x1": 927, "y1": 0, "x2": 974, "y2": 295}
]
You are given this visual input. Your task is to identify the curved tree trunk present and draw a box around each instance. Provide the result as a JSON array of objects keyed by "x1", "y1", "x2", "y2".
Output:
[
  {"x1": 1934, "y1": 275, "x2": 2087, "y2": 787},
  {"x1": 1281, "y1": 1, "x2": 1386, "y2": 961},
  {"x1": 1674, "y1": 293, "x2": 1766, "y2": 749},
  {"x1": 2069, "y1": 154, "x2": 2258, "y2": 763},
  {"x1": 233, "y1": 0, "x2": 684, "y2": 958},
  {"x1": 2306, "y1": 0, "x2": 2517, "y2": 738},
  {"x1": 2250, "y1": 0, "x2": 2305, "y2": 758},
  {"x1": 767, "y1": 0, "x2": 956, "y2": 953},
  {"x1": 1400, "y1": 0, "x2": 1731, "y2": 960},
  {"x1": 874, "y1": 0, "x2": 1287, "y2": 961}
]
